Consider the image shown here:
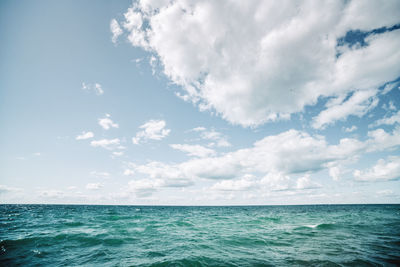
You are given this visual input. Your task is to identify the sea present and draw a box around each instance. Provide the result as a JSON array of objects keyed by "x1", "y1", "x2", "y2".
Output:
[{"x1": 0, "y1": 204, "x2": 399, "y2": 266}]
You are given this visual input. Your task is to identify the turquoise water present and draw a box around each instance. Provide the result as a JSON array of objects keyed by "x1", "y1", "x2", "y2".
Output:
[{"x1": 1, "y1": 205, "x2": 399, "y2": 266}]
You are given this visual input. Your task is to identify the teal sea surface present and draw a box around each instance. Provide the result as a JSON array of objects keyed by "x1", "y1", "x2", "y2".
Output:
[{"x1": 1, "y1": 204, "x2": 399, "y2": 266}]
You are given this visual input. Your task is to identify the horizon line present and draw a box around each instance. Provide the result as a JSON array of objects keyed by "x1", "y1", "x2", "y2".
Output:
[{"x1": 1, "y1": 203, "x2": 399, "y2": 207}]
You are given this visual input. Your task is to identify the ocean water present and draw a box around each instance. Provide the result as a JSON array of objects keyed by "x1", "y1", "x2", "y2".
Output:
[{"x1": 0, "y1": 205, "x2": 399, "y2": 266}]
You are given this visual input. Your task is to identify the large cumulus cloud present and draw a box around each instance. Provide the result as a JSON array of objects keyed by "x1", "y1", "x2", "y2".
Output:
[{"x1": 119, "y1": 0, "x2": 400, "y2": 126}]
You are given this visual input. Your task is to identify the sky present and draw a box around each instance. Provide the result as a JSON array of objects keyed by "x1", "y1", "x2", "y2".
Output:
[{"x1": 1, "y1": 0, "x2": 400, "y2": 205}]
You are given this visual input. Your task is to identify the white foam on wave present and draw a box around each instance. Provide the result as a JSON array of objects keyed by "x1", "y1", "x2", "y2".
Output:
[
  {"x1": 305, "y1": 224, "x2": 319, "y2": 228},
  {"x1": 32, "y1": 249, "x2": 41, "y2": 255}
]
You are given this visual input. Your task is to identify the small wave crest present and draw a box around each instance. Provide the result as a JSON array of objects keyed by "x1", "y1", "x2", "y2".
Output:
[{"x1": 295, "y1": 223, "x2": 337, "y2": 230}]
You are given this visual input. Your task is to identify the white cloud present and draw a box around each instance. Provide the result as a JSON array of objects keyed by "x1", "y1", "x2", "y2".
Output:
[
  {"x1": 382, "y1": 101, "x2": 397, "y2": 111},
  {"x1": 329, "y1": 166, "x2": 342, "y2": 181},
  {"x1": 235, "y1": 130, "x2": 363, "y2": 176},
  {"x1": 210, "y1": 173, "x2": 320, "y2": 193},
  {"x1": 170, "y1": 144, "x2": 216, "y2": 158},
  {"x1": 128, "y1": 130, "x2": 357, "y2": 183},
  {"x1": 338, "y1": 0, "x2": 400, "y2": 32},
  {"x1": 122, "y1": 162, "x2": 192, "y2": 197},
  {"x1": 296, "y1": 174, "x2": 321, "y2": 189},
  {"x1": 128, "y1": 179, "x2": 159, "y2": 197},
  {"x1": 90, "y1": 138, "x2": 121, "y2": 150},
  {"x1": 211, "y1": 175, "x2": 256, "y2": 191},
  {"x1": 123, "y1": 6, "x2": 147, "y2": 48},
  {"x1": 312, "y1": 89, "x2": 379, "y2": 129},
  {"x1": 125, "y1": 127, "x2": 400, "y2": 192},
  {"x1": 86, "y1": 183, "x2": 104, "y2": 190},
  {"x1": 370, "y1": 110, "x2": 400, "y2": 128},
  {"x1": 39, "y1": 190, "x2": 65, "y2": 198},
  {"x1": 259, "y1": 172, "x2": 292, "y2": 191},
  {"x1": 119, "y1": 0, "x2": 400, "y2": 126},
  {"x1": 354, "y1": 156, "x2": 400, "y2": 182},
  {"x1": 381, "y1": 82, "x2": 398, "y2": 95},
  {"x1": 110, "y1": 19, "x2": 123, "y2": 44},
  {"x1": 0, "y1": 185, "x2": 22, "y2": 194},
  {"x1": 33, "y1": 152, "x2": 41, "y2": 156},
  {"x1": 82, "y1": 82, "x2": 104, "y2": 95},
  {"x1": 98, "y1": 114, "x2": 119, "y2": 130},
  {"x1": 191, "y1": 127, "x2": 231, "y2": 147},
  {"x1": 132, "y1": 119, "x2": 170, "y2": 144},
  {"x1": 131, "y1": 161, "x2": 193, "y2": 187},
  {"x1": 123, "y1": 169, "x2": 135, "y2": 176},
  {"x1": 76, "y1": 131, "x2": 94, "y2": 140},
  {"x1": 343, "y1": 125, "x2": 357, "y2": 133},
  {"x1": 366, "y1": 127, "x2": 400, "y2": 152},
  {"x1": 191, "y1": 127, "x2": 206, "y2": 132}
]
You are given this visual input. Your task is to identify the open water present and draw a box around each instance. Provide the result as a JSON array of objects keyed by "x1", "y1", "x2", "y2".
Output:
[{"x1": 0, "y1": 204, "x2": 399, "y2": 266}]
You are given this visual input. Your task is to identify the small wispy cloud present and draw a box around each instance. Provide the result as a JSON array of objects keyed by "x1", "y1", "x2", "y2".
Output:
[
  {"x1": 191, "y1": 127, "x2": 231, "y2": 147},
  {"x1": 312, "y1": 90, "x2": 379, "y2": 129},
  {"x1": 170, "y1": 144, "x2": 216, "y2": 158},
  {"x1": 110, "y1": 19, "x2": 123, "y2": 44},
  {"x1": 90, "y1": 138, "x2": 121, "y2": 150},
  {"x1": 343, "y1": 125, "x2": 357, "y2": 133},
  {"x1": 86, "y1": 183, "x2": 104, "y2": 190},
  {"x1": 382, "y1": 101, "x2": 396, "y2": 111},
  {"x1": 191, "y1": 127, "x2": 206, "y2": 132},
  {"x1": 381, "y1": 82, "x2": 399, "y2": 95},
  {"x1": 132, "y1": 120, "x2": 170, "y2": 144},
  {"x1": 82, "y1": 82, "x2": 104, "y2": 95},
  {"x1": 98, "y1": 114, "x2": 119, "y2": 130},
  {"x1": 370, "y1": 110, "x2": 400, "y2": 128},
  {"x1": 76, "y1": 131, "x2": 94, "y2": 140}
]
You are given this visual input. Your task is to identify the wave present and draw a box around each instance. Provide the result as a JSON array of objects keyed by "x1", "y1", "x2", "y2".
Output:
[{"x1": 294, "y1": 223, "x2": 337, "y2": 230}]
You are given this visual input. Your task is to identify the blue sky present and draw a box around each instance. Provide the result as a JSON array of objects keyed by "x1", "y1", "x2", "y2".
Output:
[{"x1": 1, "y1": 0, "x2": 400, "y2": 205}]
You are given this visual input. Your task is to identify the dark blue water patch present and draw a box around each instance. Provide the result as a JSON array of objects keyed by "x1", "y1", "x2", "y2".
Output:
[
  {"x1": 64, "y1": 221, "x2": 84, "y2": 227},
  {"x1": 0, "y1": 204, "x2": 400, "y2": 266}
]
